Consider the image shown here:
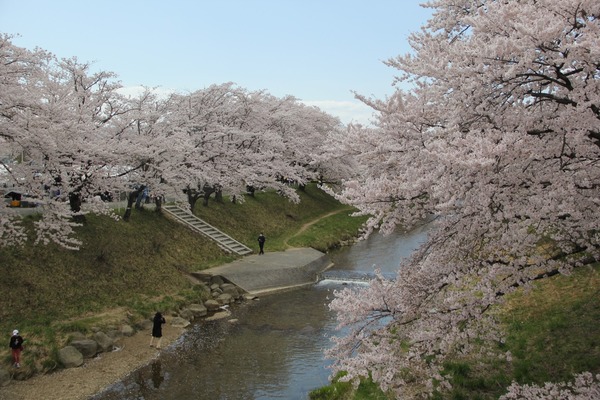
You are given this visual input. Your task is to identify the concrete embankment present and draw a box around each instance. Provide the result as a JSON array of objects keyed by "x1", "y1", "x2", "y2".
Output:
[{"x1": 192, "y1": 248, "x2": 332, "y2": 295}]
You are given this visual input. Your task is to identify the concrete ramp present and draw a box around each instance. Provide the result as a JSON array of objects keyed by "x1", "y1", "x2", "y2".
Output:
[{"x1": 193, "y1": 248, "x2": 332, "y2": 295}]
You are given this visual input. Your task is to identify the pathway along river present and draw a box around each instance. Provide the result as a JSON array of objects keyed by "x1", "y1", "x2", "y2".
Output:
[{"x1": 91, "y1": 223, "x2": 430, "y2": 400}]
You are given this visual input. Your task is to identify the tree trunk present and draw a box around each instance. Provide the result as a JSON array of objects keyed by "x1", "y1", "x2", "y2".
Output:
[{"x1": 68, "y1": 192, "x2": 86, "y2": 222}]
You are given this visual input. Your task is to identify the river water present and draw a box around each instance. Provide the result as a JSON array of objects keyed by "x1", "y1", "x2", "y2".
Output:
[{"x1": 91, "y1": 224, "x2": 430, "y2": 400}]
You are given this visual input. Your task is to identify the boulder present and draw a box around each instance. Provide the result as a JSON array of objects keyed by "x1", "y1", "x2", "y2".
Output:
[
  {"x1": 179, "y1": 308, "x2": 195, "y2": 321},
  {"x1": 93, "y1": 331, "x2": 114, "y2": 353},
  {"x1": 170, "y1": 316, "x2": 191, "y2": 328},
  {"x1": 70, "y1": 339, "x2": 98, "y2": 358},
  {"x1": 138, "y1": 319, "x2": 153, "y2": 331},
  {"x1": 216, "y1": 293, "x2": 233, "y2": 305},
  {"x1": 105, "y1": 329, "x2": 123, "y2": 340},
  {"x1": 187, "y1": 303, "x2": 208, "y2": 317},
  {"x1": 120, "y1": 324, "x2": 135, "y2": 337},
  {"x1": 58, "y1": 346, "x2": 84, "y2": 368},
  {"x1": 204, "y1": 299, "x2": 220, "y2": 311},
  {"x1": 68, "y1": 332, "x2": 87, "y2": 342},
  {"x1": 220, "y1": 283, "x2": 239, "y2": 297},
  {"x1": 210, "y1": 275, "x2": 225, "y2": 286}
]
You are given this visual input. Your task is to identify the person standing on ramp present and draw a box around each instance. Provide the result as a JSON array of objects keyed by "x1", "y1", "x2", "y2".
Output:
[{"x1": 258, "y1": 232, "x2": 266, "y2": 255}]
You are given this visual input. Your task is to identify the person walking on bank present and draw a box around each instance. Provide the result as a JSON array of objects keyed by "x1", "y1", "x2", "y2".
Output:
[
  {"x1": 150, "y1": 311, "x2": 166, "y2": 349},
  {"x1": 258, "y1": 232, "x2": 266, "y2": 255},
  {"x1": 9, "y1": 329, "x2": 24, "y2": 368}
]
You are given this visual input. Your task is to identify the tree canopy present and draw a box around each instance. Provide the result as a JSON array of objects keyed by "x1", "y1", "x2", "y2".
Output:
[
  {"x1": 0, "y1": 34, "x2": 341, "y2": 248},
  {"x1": 323, "y1": 0, "x2": 600, "y2": 397}
]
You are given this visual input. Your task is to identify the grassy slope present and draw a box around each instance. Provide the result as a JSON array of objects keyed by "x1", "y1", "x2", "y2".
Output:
[{"x1": 0, "y1": 184, "x2": 366, "y2": 373}]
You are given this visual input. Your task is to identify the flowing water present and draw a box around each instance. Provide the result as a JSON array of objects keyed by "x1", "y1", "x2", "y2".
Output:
[{"x1": 91, "y1": 225, "x2": 430, "y2": 400}]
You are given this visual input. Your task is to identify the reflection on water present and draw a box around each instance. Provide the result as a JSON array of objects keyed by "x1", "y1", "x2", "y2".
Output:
[{"x1": 91, "y1": 225, "x2": 430, "y2": 400}]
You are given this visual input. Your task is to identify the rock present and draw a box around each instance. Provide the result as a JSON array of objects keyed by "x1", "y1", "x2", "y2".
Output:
[
  {"x1": 243, "y1": 294, "x2": 258, "y2": 301},
  {"x1": 220, "y1": 283, "x2": 240, "y2": 297},
  {"x1": 68, "y1": 332, "x2": 87, "y2": 342},
  {"x1": 58, "y1": 346, "x2": 84, "y2": 368},
  {"x1": 187, "y1": 303, "x2": 208, "y2": 317},
  {"x1": 179, "y1": 308, "x2": 195, "y2": 321},
  {"x1": 210, "y1": 283, "x2": 221, "y2": 291},
  {"x1": 204, "y1": 299, "x2": 220, "y2": 311},
  {"x1": 0, "y1": 368, "x2": 10, "y2": 386},
  {"x1": 216, "y1": 293, "x2": 233, "y2": 305},
  {"x1": 105, "y1": 329, "x2": 123, "y2": 340},
  {"x1": 120, "y1": 324, "x2": 135, "y2": 337},
  {"x1": 206, "y1": 310, "x2": 231, "y2": 321},
  {"x1": 70, "y1": 339, "x2": 98, "y2": 358},
  {"x1": 93, "y1": 331, "x2": 114, "y2": 353},
  {"x1": 170, "y1": 316, "x2": 191, "y2": 328},
  {"x1": 138, "y1": 319, "x2": 153, "y2": 331},
  {"x1": 210, "y1": 275, "x2": 225, "y2": 286}
]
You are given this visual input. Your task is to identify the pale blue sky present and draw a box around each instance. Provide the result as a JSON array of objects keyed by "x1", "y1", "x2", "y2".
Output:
[{"x1": 0, "y1": 1, "x2": 431, "y2": 124}]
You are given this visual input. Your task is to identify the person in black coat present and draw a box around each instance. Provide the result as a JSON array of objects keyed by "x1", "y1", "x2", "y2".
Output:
[
  {"x1": 149, "y1": 312, "x2": 166, "y2": 349},
  {"x1": 258, "y1": 232, "x2": 266, "y2": 255}
]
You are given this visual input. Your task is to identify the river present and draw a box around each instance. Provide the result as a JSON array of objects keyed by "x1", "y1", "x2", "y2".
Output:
[{"x1": 91, "y1": 224, "x2": 430, "y2": 400}]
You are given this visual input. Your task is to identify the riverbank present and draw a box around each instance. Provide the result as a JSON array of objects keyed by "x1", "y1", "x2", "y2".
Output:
[{"x1": 0, "y1": 321, "x2": 185, "y2": 400}]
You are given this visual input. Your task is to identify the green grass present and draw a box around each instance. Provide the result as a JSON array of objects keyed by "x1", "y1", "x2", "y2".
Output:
[
  {"x1": 428, "y1": 263, "x2": 600, "y2": 400},
  {"x1": 193, "y1": 184, "x2": 366, "y2": 252},
  {"x1": 502, "y1": 263, "x2": 600, "y2": 384},
  {"x1": 309, "y1": 372, "x2": 390, "y2": 400},
  {"x1": 0, "y1": 183, "x2": 366, "y2": 375}
]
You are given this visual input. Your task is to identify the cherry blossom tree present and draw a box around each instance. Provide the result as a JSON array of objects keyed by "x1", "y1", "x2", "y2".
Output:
[
  {"x1": 0, "y1": 35, "x2": 134, "y2": 248},
  {"x1": 1, "y1": 32, "x2": 341, "y2": 247},
  {"x1": 325, "y1": 0, "x2": 600, "y2": 397}
]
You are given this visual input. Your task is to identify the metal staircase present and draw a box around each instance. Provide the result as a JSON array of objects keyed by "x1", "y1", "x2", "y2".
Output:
[{"x1": 162, "y1": 204, "x2": 253, "y2": 255}]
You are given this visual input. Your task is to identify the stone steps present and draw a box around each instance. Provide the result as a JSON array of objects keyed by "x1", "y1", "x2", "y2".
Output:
[{"x1": 162, "y1": 204, "x2": 253, "y2": 256}]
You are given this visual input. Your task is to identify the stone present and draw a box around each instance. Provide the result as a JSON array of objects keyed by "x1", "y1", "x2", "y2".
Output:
[
  {"x1": 216, "y1": 293, "x2": 233, "y2": 305},
  {"x1": 220, "y1": 283, "x2": 240, "y2": 297},
  {"x1": 120, "y1": 324, "x2": 135, "y2": 337},
  {"x1": 70, "y1": 339, "x2": 98, "y2": 358},
  {"x1": 170, "y1": 316, "x2": 191, "y2": 328},
  {"x1": 138, "y1": 319, "x2": 153, "y2": 331},
  {"x1": 179, "y1": 308, "x2": 195, "y2": 321},
  {"x1": 206, "y1": 309, "x2": 231, "y2": 321},
  {"x1": 105, "y1": 329, "x2": 123, "y2": 340},
  {"x1": 210, "y1": 275, "x2": 225, "y2": 286},
  {"x1": 187, "y1": 303, "x2": 208, "y2": 317},
  {"x1": 68, "y1": 332, "x2": 86, "y2": 342},
  {"x1": 93, "y1": 331, "x2": 114, "y2": 353},
  {"x1": 204, "y1": 299, "x2": 220, "y2": 311},
  {"x1": 58, "y1": 346, "x2": 84, "y2": 368}
]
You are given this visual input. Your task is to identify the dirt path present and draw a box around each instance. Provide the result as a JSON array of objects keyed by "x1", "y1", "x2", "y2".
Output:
[
  {"x1": 284, "y1": 208, "x2": 351, "y2": 247},
  {"x1": 0, "y1": 324, "x2": 185, "y2": 400}
]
